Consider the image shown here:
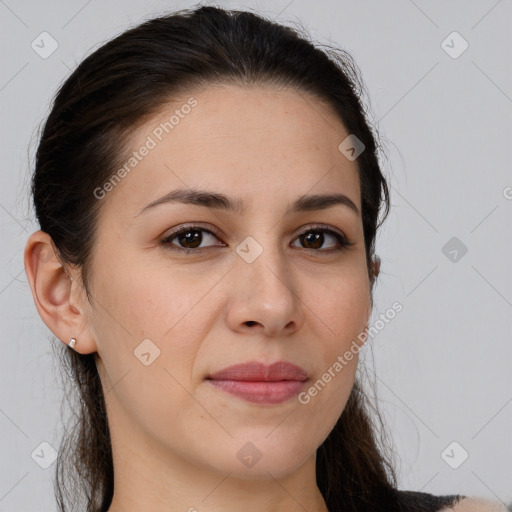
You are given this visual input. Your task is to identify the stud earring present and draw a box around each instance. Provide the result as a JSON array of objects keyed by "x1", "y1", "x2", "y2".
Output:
[{"x1": 68, "y1": 338, "x2": 77, "y2": 350}]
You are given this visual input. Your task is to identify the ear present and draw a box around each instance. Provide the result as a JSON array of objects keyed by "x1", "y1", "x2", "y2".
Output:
[
  {"x1": 366, "y1": 254, "x2": 381, "y2": 308},
  {"x1": 24, "y1": 230, "x2": 97, "y2": 354},
  {"x1": 370, "y1": 254, "x2": 381, "y2": 288},
  {"x1": 360, "y1": 254, "x2": 381, "y2": 346}
]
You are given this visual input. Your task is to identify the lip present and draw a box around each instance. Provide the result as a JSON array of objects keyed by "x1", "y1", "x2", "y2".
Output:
[{"x1": 206, "y1": 361, "x2": 308, "y2": 405}]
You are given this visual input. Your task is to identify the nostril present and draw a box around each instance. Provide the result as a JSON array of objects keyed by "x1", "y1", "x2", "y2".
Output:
[{"x1": 246, "y1": 321, "x2": 257, "y2": 327}]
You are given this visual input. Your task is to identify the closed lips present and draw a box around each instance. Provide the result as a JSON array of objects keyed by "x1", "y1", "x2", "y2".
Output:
[
  {"x1": 206, "y1": 361, "x2": 309, "y2": 381},
  {"x1": 206, "y1": 361, "x2": 309, "y2": 405}
]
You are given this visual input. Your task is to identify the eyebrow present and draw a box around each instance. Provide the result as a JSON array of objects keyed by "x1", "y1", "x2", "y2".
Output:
[{"x1": 136, "y1": 188, "x2": 360, "y2": 217}]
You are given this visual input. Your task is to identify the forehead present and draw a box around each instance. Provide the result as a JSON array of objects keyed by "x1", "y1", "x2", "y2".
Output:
[{"x1": 101, "y1": 84, "x2": 361, "y2": 217}]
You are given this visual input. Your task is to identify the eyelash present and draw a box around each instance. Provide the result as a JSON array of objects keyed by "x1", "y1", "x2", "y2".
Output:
[{"x1": 160, "y1": 223, "x2": 355, "y2": 254}]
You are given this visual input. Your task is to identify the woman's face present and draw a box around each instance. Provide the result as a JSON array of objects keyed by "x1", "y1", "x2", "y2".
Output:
[{"x1": 79, "y1": 84, "x2": 372, "y2": 480}]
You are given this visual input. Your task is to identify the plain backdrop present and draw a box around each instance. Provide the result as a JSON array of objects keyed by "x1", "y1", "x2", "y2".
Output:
[{"x1": 1, "y1": 0, "x2": 511, "y2": 510}]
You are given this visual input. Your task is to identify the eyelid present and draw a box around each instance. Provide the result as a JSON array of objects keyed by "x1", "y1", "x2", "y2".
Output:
[
  {"x1": 296, "y1": 223, "x2": 347, "y2": 239},
  {"x1": 162, "y1": 222, "x2": 223, "y2": 241},
  {"x1": 160, "y1": 222, "x2": 354, "y2": 252},
  {"x1": 162, "y1": 222, "x2": 346, "y2": 238}
]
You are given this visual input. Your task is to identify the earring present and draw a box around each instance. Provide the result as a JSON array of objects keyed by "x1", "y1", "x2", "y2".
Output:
[{"x1": 68, "y1": 338, "x2": 77, "y2": 350}]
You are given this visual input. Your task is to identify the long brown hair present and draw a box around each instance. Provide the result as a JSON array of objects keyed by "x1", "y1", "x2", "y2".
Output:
[{"x1": 30, "y1": 5, "x2": 399, "y2": 511}]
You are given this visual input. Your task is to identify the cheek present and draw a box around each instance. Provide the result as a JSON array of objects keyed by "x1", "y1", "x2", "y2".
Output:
[
  {"x1": 91, "y1": 265, "x2": 204, "y2": 440},
  {"x1": 310, "y1": 269, "x2": 371, "y2": 347},
  {"x1": 93, "y1": 256, "x2": 196, "y2": 338},
  {"x1": 298, "y1": 271, "x2": 369, "y2": 412},
  {"x1": 297, "y1": 279, "x2": 367, "y2": 441},
  {"x1": 91, "y1": 258, "x2": 222, "y2": 403}
]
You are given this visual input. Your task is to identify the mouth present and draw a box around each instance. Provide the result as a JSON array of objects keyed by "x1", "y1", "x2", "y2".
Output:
[{"x1": 206, "y1": 361, "x2": 309, "y2": 405}]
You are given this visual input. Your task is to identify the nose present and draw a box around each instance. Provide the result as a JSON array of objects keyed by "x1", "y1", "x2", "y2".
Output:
[{"x1": 225, "y1": 241, "x2": 304, "y2": 338}]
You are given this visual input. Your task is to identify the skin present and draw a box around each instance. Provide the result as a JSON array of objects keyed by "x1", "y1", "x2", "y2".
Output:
[
  {"x1": 448, "y1": 498, "x2": 509, "y2": 512},
  {"x1": 25, "y1": 84, "x2": 380, "y2": 512}
]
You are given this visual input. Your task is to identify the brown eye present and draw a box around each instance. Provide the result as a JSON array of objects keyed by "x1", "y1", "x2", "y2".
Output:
[
  {"x1": 292, "y1": 226, "x2": 354, "y2": 252},
  {"x1": 160, "y1": 224, "x2": 225, "y2": 253},
  {"x1": 160, "y1": 223, "x2": 354, "y2": 255},
  {"x1": 174, "y1": 229, "x2": 204, "y2": 249}
]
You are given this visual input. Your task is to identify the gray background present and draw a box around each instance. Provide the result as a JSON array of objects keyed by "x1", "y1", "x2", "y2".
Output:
[{"x1": 1, "y1": 0, "x2": 511, "y2": 510}]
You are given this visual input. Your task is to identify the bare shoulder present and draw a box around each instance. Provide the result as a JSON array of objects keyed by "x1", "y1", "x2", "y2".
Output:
[{"x1": 443, "y1": 496, "x2": 510, "y2": 511}]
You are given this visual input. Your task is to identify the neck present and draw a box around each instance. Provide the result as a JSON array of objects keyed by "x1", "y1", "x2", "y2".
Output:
[{"x1": 106, "y1": 431, "x2": 329, "y2": 512}]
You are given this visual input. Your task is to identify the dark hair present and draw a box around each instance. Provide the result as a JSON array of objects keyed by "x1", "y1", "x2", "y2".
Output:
[{"x1": 30, "y1": 4, "x2": 397, "y2": 512}]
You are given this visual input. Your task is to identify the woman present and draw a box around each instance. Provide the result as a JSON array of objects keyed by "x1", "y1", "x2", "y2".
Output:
[{"x1": 23, "y1": 5, "x2": 508, "y2": 512}]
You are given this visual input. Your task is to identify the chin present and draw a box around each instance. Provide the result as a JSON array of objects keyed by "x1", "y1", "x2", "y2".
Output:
[{"x1": 207, "y1": 436, "x2": 315, "y2": 480}]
